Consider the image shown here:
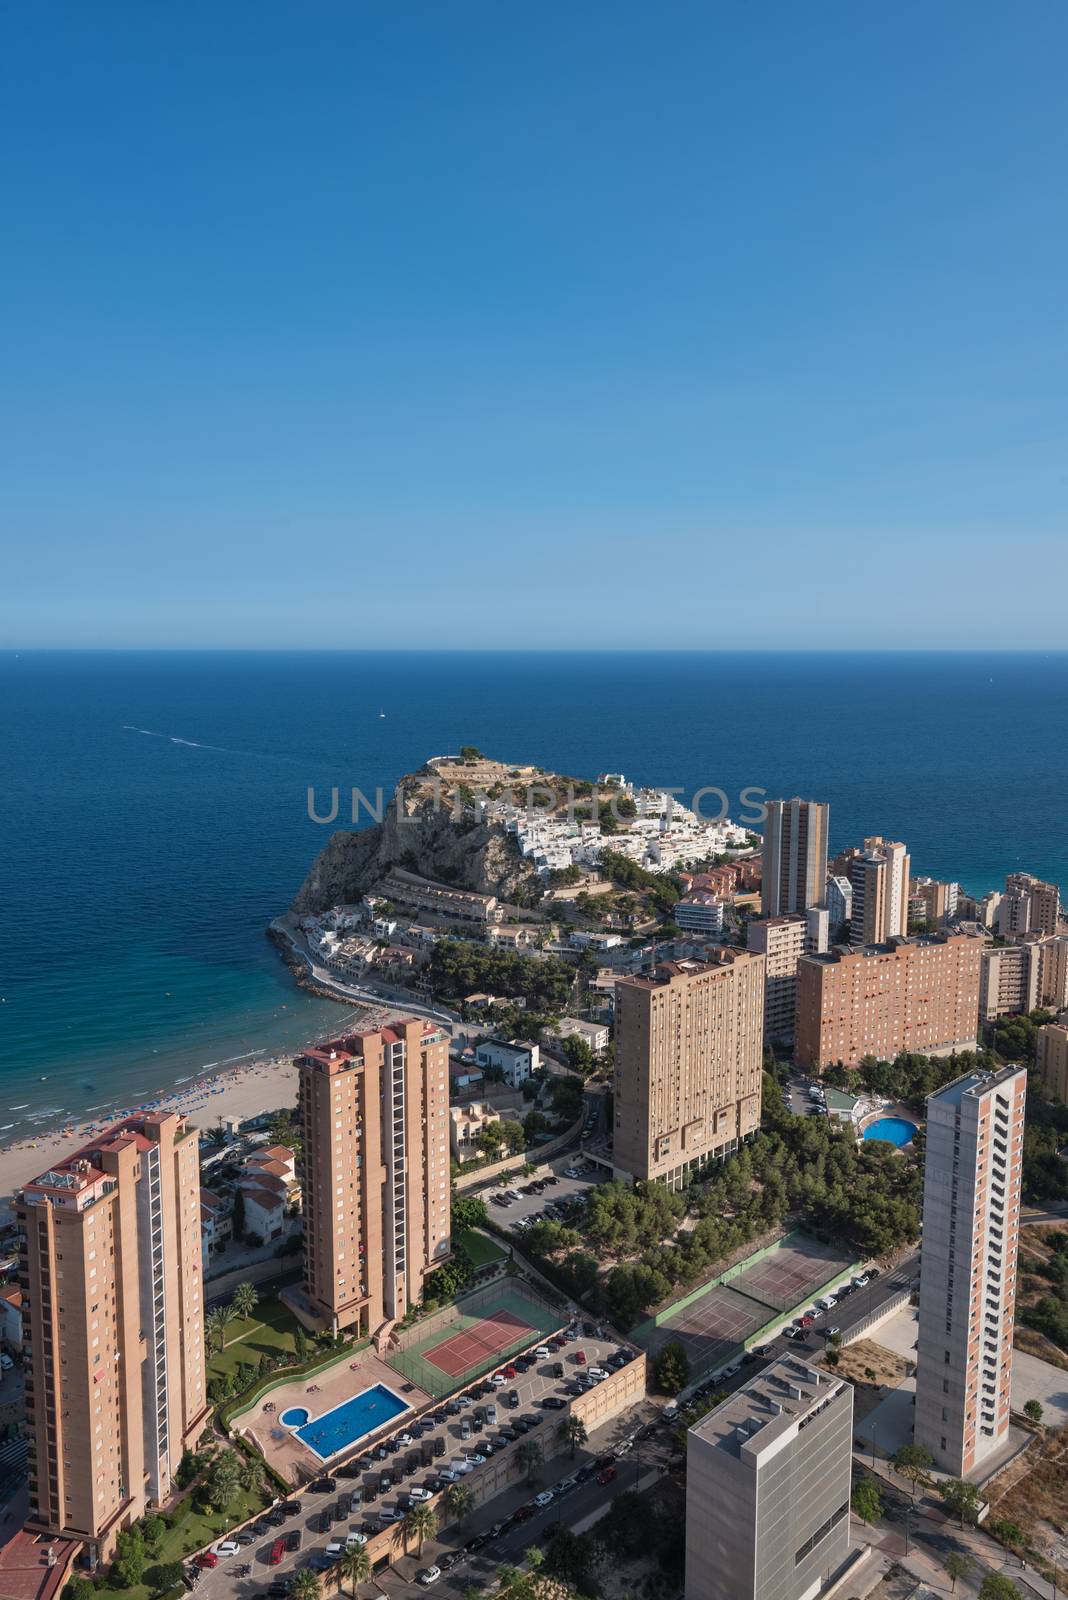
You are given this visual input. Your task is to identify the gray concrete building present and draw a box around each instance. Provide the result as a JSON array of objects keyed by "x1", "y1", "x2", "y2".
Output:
[
  {"x1": 914, "y1": 1065, "x2": 1026, "y2": 1478},
  {"x1": 685, "y1": 1355, "x2": 853, "y2": 1600}
]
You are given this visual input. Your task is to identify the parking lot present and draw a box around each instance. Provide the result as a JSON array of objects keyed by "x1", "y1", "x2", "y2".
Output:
[
  {"x1": 483, "y1": 1160, "x2": 609, "y2": 1233},
  {"x1": 191, "y1": 1323, "x2": 631, "y2": 1600}
]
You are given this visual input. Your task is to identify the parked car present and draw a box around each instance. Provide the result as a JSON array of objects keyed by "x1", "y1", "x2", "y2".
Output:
[
  {"x1": 534, "y1": 1491, "x2": 554, "y2": 1507},
  {"x1": 485, "y1": 1403, "x2": 498, "y2": 1425},
  {"x1": 574, "y1": 1349, "x2": 587, "y2": 1365},
  {"x1": 508, "y1": 1389, "x2": 520, "y2": 1408},
  {"x1": 268, "y1": 1540, "x2": 286, "y2": 1567},
  {"x1": 194, "y1": 1553, "x2": 218, "y2": 1570},
  {"x1": 540, "y1": 1396, "x2": 566, "y2": 1410},
  {"x1": 597, "y1": 1465, "x2": 616, "y2": 1485},
  {"x1": 310, "y1": 1477, "x2": 336, "y2": 1493},
  {"x1": 416, "y1": 1568, "x2": 442, "y2": 1587},
  {"x1": 285, "y1": 1531, "x2": 301, "y2": 1554},
  {"x1": 216, "y1": 1541, "x2": 242, "y2": 1558}
]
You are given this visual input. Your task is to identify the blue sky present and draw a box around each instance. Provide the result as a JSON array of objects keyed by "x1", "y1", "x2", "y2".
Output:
[{"x1": 2, "y1": 2, "x2": 1065, "y2": 648}]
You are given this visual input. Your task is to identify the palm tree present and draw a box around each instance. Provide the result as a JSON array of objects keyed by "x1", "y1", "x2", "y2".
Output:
[
  {"x1": 559, "y1": 1415, "x2": 587, "y2": 1460},
  {"x1": 338, "y1": 1545, "x2": 371, "y2": 1598},
  {"x1": 204, "y1": 1308, "x2": 228, "y2": 1355},
  {"x1": 443, "y1": 1482, "x2": 475, "y2": 1527},
  {"x1": 403, "y1": 1503, "x2": 438, "y2": 1558},
  {"x1": 290, "y1": 1569, "x2": 322, "y2": 1600},
  {"x1": 516, "y1": 1439, "x2": 543, "y2": 1487},
  {"x1": 232, "y1": 1282, "x2": 260, "y2": 1322},
  {"x1": 240, "y1": 1453, "x2": 266, "y2": 1498}
]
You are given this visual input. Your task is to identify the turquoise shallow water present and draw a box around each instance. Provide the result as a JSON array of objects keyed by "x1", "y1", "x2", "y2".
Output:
[{"x1": 2, "y1": 649, "x2": 1066, "y2": 1131}]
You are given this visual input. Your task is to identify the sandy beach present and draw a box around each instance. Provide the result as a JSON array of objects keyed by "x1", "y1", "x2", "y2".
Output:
[{"x1": 0, "y1": 1052, "x2": 301, "y2": 1211}]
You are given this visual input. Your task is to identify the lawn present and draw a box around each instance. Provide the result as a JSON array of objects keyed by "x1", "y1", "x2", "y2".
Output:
[
  {"x1": 95, "y1": 1483, "x2": 268, "y2": 1600},
  {"x1": 455, "y1": 1227, "x2": 507, "y2": 1269},
  {"x1": 207, "y1": 1296, "x2": 302, "y2": 1382}
]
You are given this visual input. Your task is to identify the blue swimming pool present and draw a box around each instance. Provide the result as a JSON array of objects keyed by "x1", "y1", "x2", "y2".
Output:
[
  {"x1": 863, "y1": 1116, "x2": 918, "y2": 1147},
  {"x1": 284, "y1": 1383, "x2": 410, "y2": 1460}
]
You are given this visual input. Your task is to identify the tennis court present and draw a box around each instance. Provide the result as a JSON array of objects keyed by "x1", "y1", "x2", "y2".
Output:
[
  {"x1": 387, "y1": 1282, "x2": 564, "y2": 1397},
  {"x1": 737, "y1": 1234, "x2": 854, "y2": 1312},
  {"x1": 634, "y1": 1232, "x2": 858, "y2": 1383}
]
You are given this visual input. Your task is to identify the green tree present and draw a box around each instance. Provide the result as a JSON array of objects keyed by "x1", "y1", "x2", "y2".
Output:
[
  {"x1": 979, "y1": 1576, "x2": 1024, "y2": 1600},
  {"x1": 66, "y1": 1580, "x2": 96, "y2": 1600},
  {"x1": 654, "y1": 1339, "x2": 690, "y2": 1395},
  {"x1": 140, "y1": 1514, "x2": 167, "y2": 1550},
  {"x1": 339, "y1": 1545, "x2": 371, "y2": 1598},
  {"x1": 204, "y1": 1307, "x2": 228, "y2": 1354},
  {"x1": 146, "y1": 1562, "x2": 184, "y2": 1595},
  {"x1": 232, "y1": 1185, "x2": 246, "y2": 1239},
  {"x1": 201, "y1": 1448, "x2": 244, "y2": 1512},
  {"x1": 944, "y1": 1551, "x2": 970, "y2": 1593},
  {"x1": 459, "y1": 746, "x2": 483, "y2": 762},
  {"x1": 290, "y1": 1569, "x2": 322, "y2": 1600},
  {"x1": 516, "y1": 1438, "x2": 544, "y2": 1486},
  {"x1": 892, "y1": 1443, "x2": 933, "y2": 1500},
  {"x1": 560, "y1": 1414, "x2": 587, "y2": 1459},
  {"x1": 850, "y1": 1480, "x2": 882, "y2": 1524},
  {"x1": 1024, "y1": 1398, "x2": 1044, "y2": 1426},
  {"x1": 939, "y1": 1477, "x2": 981, "y2": 1529},
  {"x1": 443, "y1": 1482, "x2": 475, "y2": 1525},
  {"x1": 240, "y1": 1451, "x2": 267, "y2": 1498},
  {"x1": 232, "y1": 1281, "x2": 259, "y2": 1321},
  {"x1": 295, "y1": 1324, "x2": 310, "y2": 1362},
  {"x1": 403, "y1": 1503, "x2": 438, "y2": 1557},
  {"x1": 451, "y1": 1194, "x2": 489, "y2": 1231},
  {"x1": 113, "y1": 1527, "x2": 147, "y2": 1589}
]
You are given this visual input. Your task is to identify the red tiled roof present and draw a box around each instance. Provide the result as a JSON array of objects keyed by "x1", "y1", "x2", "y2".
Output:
[{"x1": 0, "y1": 1523, "x2": 80, "y2": 1600}]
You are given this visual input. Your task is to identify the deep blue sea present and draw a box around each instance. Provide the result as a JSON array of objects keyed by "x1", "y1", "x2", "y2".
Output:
[{"x1": 2, "y1": 650, "x2": 1066, "y2": 1131}]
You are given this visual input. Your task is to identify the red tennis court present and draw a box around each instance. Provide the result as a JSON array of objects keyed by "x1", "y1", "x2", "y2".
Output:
[{"x1": 423, "y1": 1308, "x2": 536, "y2": 1378}]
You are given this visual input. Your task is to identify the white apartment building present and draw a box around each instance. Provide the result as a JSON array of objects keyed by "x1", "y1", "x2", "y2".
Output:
[{"x1": 914, "y1": 1065, "x2": 1026, "y2": 1477}]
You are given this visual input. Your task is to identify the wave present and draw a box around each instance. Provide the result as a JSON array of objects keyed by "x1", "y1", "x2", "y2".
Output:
[
  {"x1": 121, "y1": 725, "x2": 303, "y2": 765},
  {"x1": 8, "y1": 1104, "x2": 29, "y2": 1110}
]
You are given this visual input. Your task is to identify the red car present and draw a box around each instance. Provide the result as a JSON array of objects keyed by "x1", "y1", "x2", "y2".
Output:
[
  {"x1": 574, "y1": 1349, "x2": 587, "y2": 1365},
  {"x1": 269, "y1": 1538, "x2": 286, "y2": 1566},
  {"x1": 194, "y1": 1552, "x2": 218, "y2": 1570},
  {"x1": 597, "y1": 1465, "x2": 616, "y2": 1485},
  {"x1": 502, "y1": 1365, "x2": 517, "y2": 1379},
  {"x1": 800, "y1": 1314, "x2": 815, "y2": 1328},
  {"x1": 513, "y1": 1504, "x2": 535, "y2": 1522}
]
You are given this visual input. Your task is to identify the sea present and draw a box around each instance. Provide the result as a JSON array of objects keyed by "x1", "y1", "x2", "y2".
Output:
[{"x1": 2, "y1": 650, "x2": 1066, "y2": 1136}]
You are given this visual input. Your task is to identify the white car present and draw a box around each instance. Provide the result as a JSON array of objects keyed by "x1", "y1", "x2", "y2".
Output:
[
  {"x1": 485, "y1": 1404, "x2": 498, "y2": 1425},
  {"x1": 326, "y1": 1542, "x2": 346, "y2": 1559},
  {"x1": 346, "y1": 1532, "x2": 368, "y2": 1549},
  {"x1": 408, "y1": 1488, "x2": 433, "y2": 1502},
  {"x1": 534, "y1": 1346, "x2": 551, "y2": 1359},
  {"x1": 451, "y1": 1458, "x2": 474, "y2": 1474},
  {"x1": 534, "y1": 1491, "x2": 554, "y2": 1507},
  {"x1": 816, "y1": 1296, "x2": 837, "y2": 1312},
  {"x1": 465, "y1": 1452, "x2": 486, "y2": 1466},
  {"x1": 586, "y1": 1366, "x2": 608, "y2": 1381},
  {"x1": 416, "y1": 1567, "x2": 442, "y2": 1587},
  {"x1": 0, "y1": 1353, "x2": 13, "y2": 1371},
  {"x1": 455, "y1": 1394, "x2": 473, "y2": 1408},
  {"x1": 214, "y1": 1541, "x2": 241, "y2": 1558},
  {"x1": 490, "y1": 1373, "x2": 507, "y2": 1386},
  {"x1": 563, "y1": 1168, "x2": 582, "y2": 1179},
  {"x1": 722, "y1": 1362, "x2": 742, "y2": 1378},
  {"x1": 378, "y1": 1508, "x2": 401, "y2": 1525}
]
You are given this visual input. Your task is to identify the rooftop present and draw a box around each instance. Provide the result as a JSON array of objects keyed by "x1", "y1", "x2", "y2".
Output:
[
  {"x1": 929, "y1": 1062, "x2": 1026, "y2": 1109},
  {"x1": 690, "y1": 1354, "x2": 845, "y2": 1463}
]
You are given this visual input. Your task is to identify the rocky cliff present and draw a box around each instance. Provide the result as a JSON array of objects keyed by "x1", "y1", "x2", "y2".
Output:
[{"x1": 289, "y1": 760, "x2": 550, "y2": 915}]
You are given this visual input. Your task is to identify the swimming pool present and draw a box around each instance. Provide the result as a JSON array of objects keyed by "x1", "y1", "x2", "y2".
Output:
[
  {"x1": 863, "y1": 1116, "x2": 918, "y2": 1148},
  {"x1": 282, "y1": 1383, "x2": 410, "y2": 1460}
]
